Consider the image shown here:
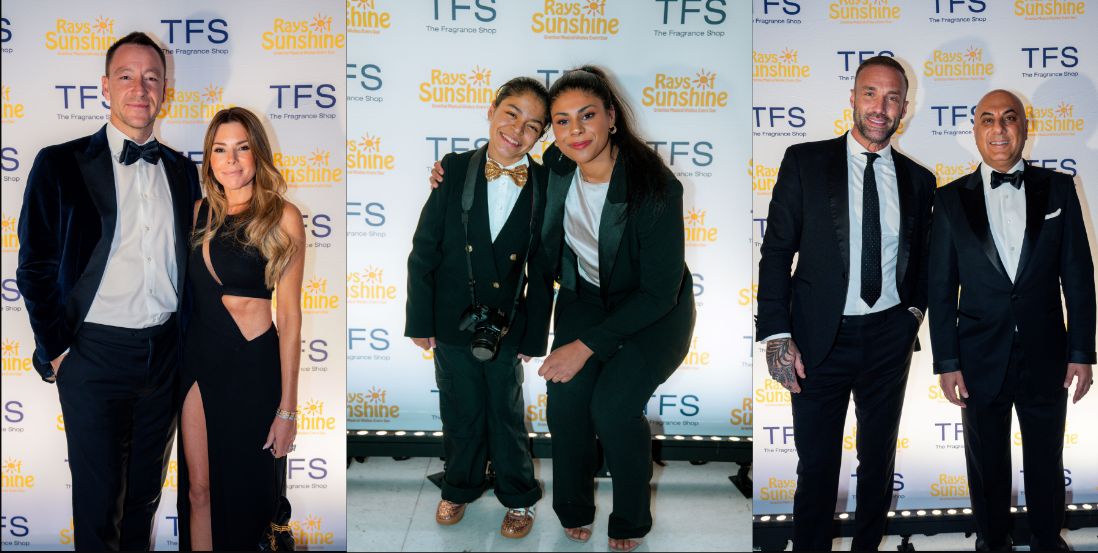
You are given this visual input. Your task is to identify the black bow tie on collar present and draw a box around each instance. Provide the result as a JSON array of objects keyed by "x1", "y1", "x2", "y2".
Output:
[
  {"x1": 990, "y1": 169, "x2": 1023, "y2": 190},
  {"x1": 120, "y1": 138, "x2": 161, "y2": 166}
]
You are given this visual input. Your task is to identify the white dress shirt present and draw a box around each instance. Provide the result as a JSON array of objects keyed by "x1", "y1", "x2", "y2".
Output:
[
  {"x1": 486, "y1": 156, "x2": 526, "y2": 241},
  {"x1": 83, "y1": 123, "x2": 178, "y2": 328},
  {"x1": 564, "y1": 171, "x2": 610, "y2": 287},
  {"x1": 981, "y1": 160, "x2": 1027, "y2": 282},
  {"x1": 843, "y1": 132, "x2": 901, "y2": 316}
]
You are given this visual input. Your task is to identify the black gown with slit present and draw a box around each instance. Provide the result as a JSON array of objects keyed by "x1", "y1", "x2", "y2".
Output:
[{"x1": 178, "y1": 201, "x2": 284, "y2": 550}]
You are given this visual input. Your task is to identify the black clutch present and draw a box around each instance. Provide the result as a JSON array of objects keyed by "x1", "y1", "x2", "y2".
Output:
[{"x1": 258, "y1": 456, "x2": 294, "y2": 551}]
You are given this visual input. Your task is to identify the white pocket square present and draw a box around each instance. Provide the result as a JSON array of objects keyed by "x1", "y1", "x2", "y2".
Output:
[{"x1": 1045, "y1": 208, "x2": 1061, "y2": 220}]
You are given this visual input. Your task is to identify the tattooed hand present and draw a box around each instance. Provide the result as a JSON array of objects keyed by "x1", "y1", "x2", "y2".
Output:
[{"x1": 766, "y1": 338, "x2": 805, "y2": 393}]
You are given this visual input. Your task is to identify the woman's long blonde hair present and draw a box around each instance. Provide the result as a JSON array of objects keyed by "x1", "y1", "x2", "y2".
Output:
[{"x1": 194, "y1": 107, "x2": 295, "y2": 288}]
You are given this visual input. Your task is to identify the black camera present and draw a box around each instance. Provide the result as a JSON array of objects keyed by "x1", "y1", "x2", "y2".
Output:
[{"x1": 458, "y1": 304, "x2": 510, "y2": 361}]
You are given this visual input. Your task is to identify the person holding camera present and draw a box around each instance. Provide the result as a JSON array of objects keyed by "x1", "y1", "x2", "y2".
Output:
[{"x1": 405, "y1": 77, "x2": 550, "y2": 539}]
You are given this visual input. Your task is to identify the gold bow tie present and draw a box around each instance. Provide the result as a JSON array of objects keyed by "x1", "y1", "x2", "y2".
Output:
[{"x1": 485, "y1": 160, "x2": 528, "y2": 187}]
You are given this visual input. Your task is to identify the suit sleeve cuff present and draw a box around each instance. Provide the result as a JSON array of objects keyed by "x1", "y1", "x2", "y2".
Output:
[
  {"x1": 933, "y1": 358, "x2": 961, "y2": 374},
  {"x1": 578, "y1": 330, "x2": 619, "y2": 362},
  {"x1": 760, "y1": 333, "x2": 792, "y2": 342},
  {"x1": 1069, "y1": 350, "x2": 1097, "y2": 365}
]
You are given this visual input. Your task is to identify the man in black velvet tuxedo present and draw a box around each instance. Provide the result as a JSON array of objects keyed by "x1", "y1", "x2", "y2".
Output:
[
  {"x1": 928, "y1": 89, "x2": 1095, "y2": 551},
  {"x1": 16, "y1": 32, "x2": 200, "y2": 551},
  {"x1": 756, "y1": 56, "x2": 936, "y2": 551}
]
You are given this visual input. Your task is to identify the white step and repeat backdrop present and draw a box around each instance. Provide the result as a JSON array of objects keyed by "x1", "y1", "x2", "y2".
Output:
[
  {"x1": 346, "y1": 1, "x2": 753, "y2": 438},
  {"x1": 751, "y1": 0, "x2": 1098, "y2": 515},
  {"x1": 1, "y1": 2, "x2": 347, "y2": 549}
]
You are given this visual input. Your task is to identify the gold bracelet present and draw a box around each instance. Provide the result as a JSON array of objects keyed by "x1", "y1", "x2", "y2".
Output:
[{"x1": 275, "y1": 408, "x2": 297, "y2": 421}]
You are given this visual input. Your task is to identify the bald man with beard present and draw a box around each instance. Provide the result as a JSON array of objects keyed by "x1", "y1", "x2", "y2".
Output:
[{"x1": 928, "y1": 89, "x2": 1095, "y2": 551}]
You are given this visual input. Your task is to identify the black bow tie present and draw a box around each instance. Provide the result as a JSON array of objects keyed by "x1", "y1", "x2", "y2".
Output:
[
  {"x1": 120, "y1": 139, "x2": 161, "y2": 166},
  {"x1": 990, "y1": 170, "x2": 1023, "y2": 190}
]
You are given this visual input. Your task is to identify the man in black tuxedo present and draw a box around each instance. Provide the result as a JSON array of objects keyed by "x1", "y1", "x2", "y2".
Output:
[
  {"x1": 928, "y1": 89, "x2": 1095, "y2": 551},
  {"x1": 756, "y1": 56, "x2": 936, "y2": 551},
  {"x1": 16, "y1": 32, "x2": 200, "y2": 550}
]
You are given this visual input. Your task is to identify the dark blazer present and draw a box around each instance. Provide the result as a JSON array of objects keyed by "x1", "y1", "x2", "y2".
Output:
[
  {"x1": 524, "y1": 145, "x2": 696, "y2": 366},
  {"x1": 756, "y1": 134, "x2": 936, "y2": 369},
  {"x1": 928, "y1": 164, "x2": 1096, "y2": 403},
  {"x1": 405, "y1": 146, "x2": 546, "y2": 354},
  {"x1": 16, "y1": 125, "x2": 201, "y2": 381}
]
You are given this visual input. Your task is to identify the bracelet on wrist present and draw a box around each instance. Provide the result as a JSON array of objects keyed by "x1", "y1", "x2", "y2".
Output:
[{"x1": 275, "y1": 408, "x2": 297, "y2": 421}]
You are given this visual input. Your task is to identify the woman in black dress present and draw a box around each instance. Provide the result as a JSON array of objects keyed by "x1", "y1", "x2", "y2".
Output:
[{"x1": 179, "y1": 107, "x2": 306, "y2": 550}]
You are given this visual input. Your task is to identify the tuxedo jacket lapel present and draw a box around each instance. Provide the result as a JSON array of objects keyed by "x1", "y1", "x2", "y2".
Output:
[
  {"x1": 958, "y1": 169, "x2": 1009, "y2": 281},
  {"x1": 894, "y1": 153, "x2": 916, "y2": 290},
  {"x1": 827, "y1": 137, "x2": 850, "y2": 280},
  {"x1": 70, "y1": 127, "x2": 117, "y2": 326},
  {"x1": 542, "y1": 165, "x2": 571, "y2": 279},
  {"x1": 598, "y1": 163, "x2": 628, "y2": 292},
  {"x1": 1015, "y1": 165, "x2": 1050, "y2": 284},
  {"x1": 161, "y1": 149, "x2": 192, "y2": 302}
]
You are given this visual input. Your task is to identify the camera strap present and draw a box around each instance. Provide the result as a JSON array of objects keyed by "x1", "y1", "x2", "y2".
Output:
[{"x1": 460, "y1": 146, "x2": 538, "y2": 331}]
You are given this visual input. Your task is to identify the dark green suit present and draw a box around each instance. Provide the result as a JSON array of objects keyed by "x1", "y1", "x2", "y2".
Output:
[
  {"x1": 405, "y1": 146, "x2": 545, "y2": 507},
  {"x1": 525, "y1": 145, "x2": 696, "y2": 538}
]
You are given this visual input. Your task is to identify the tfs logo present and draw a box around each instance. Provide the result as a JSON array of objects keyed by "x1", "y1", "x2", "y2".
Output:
[
  {"x1": 347, "y1": 201, "x2": 386, "y2": 227},
  {"x1": 762, "y1": 425, "x2": 795, "y2": 445},
  {"x1": 533, "y1": 69, "x2": 569, "y2": 88},
  {"x1": 302, "y1": 339, "x2": 329, "y2": 363},
  {"x1": 656, "y1": 0, "x2": 727, "y2": 25},
  {"x1": 692, "y1": 273, "x2": 704, "y2": 296},
  {"x1": 426, "y1": 136, "x2": 487, "y2": 160},
  {"x1": 647, "y1": 141, "x2": 713, "y2": 167},
  {"x1": 930, "y1": 105, "x2": 977, "y2": 127},
  {"x1": 1027, "y1": 158, "x2": 1077, "y2": 176},
  {"x1": 935, "y1": 422, "x2": 964, "y2": 442},
  {"x1": 759, "y1": 0, "x2": 800, "y2": 15},
  {"x1": 270, "y1": 84, "x2": 337, "y2": 110},
  {"x1": 934, "y1": 0, "x2": 986, "y2": 13},
  {"x1": 160, "y1": 19, "x2": 228, "y2": 44},
  {"x1": 836, "y1": 50, "x2": 895, "y2": 72},
  {"x1": 851, "y1": 471, "x2": 906, "y2": 492},
  {"x1": 1021, "y1": 47, "x2": 1078, "y2": 69},
  {"x1": 753, "y1": 106, "x2": 806, "y2": 128},
  {"x1": 288, "y1": 457, "x2": 328, "y2": 480},
  {"x1": 348, "y1": 328, "x2": 391, "y2": 351},
  {"x1": 1, "y1": 147, "x2": 18, "y2": 172},
  {"x1": 646, "y1": 394, "x2": 700, "y2": 417},
  {"x1": 4, "y1": 401, "x2": 24, "y2": 423},
  {"x1": 432, "y1": 0, "x2": 497, "y2": 22},
  {"x1": 2, "y1": 278, "x2": 22, "y2": 302},
  {"x1": 302, "y1": 212, "x2": 332, "y2": 239},
  {"x1": 56, "y1": 85, "x2": 108, "y2": 110},
  {"x1": 1, "y1": 515, "x2": 30, "y2": 538},
  {"x1": 1, "y1": 17, "x2": 11, "y2": 43},
  {"x1": 347, "y1": 63, "x2": 383, "y2": 91}
]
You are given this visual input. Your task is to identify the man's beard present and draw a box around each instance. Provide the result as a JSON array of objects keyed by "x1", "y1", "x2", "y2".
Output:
[{"x1": 853, "y1": 109, "x2": 899, "y2": 144}]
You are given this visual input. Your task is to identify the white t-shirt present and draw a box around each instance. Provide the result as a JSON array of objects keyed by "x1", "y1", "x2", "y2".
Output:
[{"x1": 564, "y1": 171, "x2": 610, "y2": 287}]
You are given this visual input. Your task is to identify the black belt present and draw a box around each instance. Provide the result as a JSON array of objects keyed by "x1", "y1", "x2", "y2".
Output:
[
  {"x1": 840, "y1": 304, "x2": 905, "y2": 325},
  {"x1": 81, "y1": 313, "x2": 178, "y2": 339}
]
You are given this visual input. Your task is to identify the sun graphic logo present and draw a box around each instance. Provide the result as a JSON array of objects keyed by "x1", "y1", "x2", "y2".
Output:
[
  {"x1": 833, "y1": 108, "x2": 906, "y2": 137},
  {"x1": 273, "y1": 146, "x2": 343, "y2": 188},
  {"x1": 1014, "y1": 0, "x2": 1086, "y2": 20},
  {"x1": 933, "y1": 161, "x2": 980, "y2": 187},
  {"x1": 291, "y1": 514, "x2": 335, "y2": 547},
  {"x1": 297, "y1": 398, "x2": 336, "y2": 434},
  {"x1": 683, "y1": 207, "x2": 719, "y2": 245},
  {"x1": 263, "y1": 12, "x2": 345, "y2": 54},
  {"x1": 642, "y1": 69, "x2": 728, "y2": 112},
  {"x1": 348, "y1": 265, "x2": 398, "y2": 304},
  {"x1": 924, "y1": 46, "x2": 994, "y2": 81},
  {"x1": 348, "y1": 132, "x2": 395, "y2": 175},
  {"x1": 297, "y1": 276, "x2": 340, "y2": 313},
  {"x1": 1, "y1": 84, "x2": 26, "y2": 123},
  {"x1": 2, "y1": 457, "x2": 35, "y2": 491},
  {"x1": 348, "y1": 386, "x2": 400, "y2": 422},
  {"x1": 419, "y1": 66, "x2": 497, "y2": 108},
  {"x1": 1027, "y1": 101, "x2": 1085, "y2": 136},
  {"x1": 749, "y1": 158, "x2": 781, "y2": 194},
  {"x1": 46, "y1": 16, "x2": 117, "y2": 54},
  {"x1": 1, "y1": 214, "x2": 19, "y2": 252},
  {"x1": 1, "y1": 339, "x2": 33, "y2": 376},
  {"x1": 532, "y1": 0, "x2": 621, "y2": 40},
  {"x1": 159, "y1": 83, "x2": 228, "y2": 124},
  {"x1": 828, "y1": 0, "x2": 902, "y2": 23},
  {"x1": 753, "y1": 48, "x2": 812, "y2": 82},
  {"x1": 348, "y1": 0, "x2": 392, "y2": 33},
  {"x1": 931, "y1": 473, "x2": 970, "y2": 498}
]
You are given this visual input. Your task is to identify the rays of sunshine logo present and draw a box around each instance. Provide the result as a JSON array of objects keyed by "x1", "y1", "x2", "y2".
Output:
[
  {"x1": 347, "y1": 265, "x2": 397, "y2": 304},
  {"x1": 274, "y1": 148, "x2": 343, "y2": 188},
  {"x1": 1027, "y1": 102, "x2": 1085, "y2": 136},
  {"x1": 842, "y1": 423, "x2": 910, "y2": 451},
  {"x1": 641, "y1": 69, "x2": 727, "y2": 113},
  {"x1": 759, "y1": 476, "x2": 796, "y2": 502},
  {"x1": 930, "y1": 473, "x2": 970, "y2": 498},
  {"x1": 276, "y1": 276, "x2": 340, "y2": 313},
  {"x1": 1014, "y1": 0, "x2": 1086, "y2": 20},
  {"x1": 683, "y1": 207, "x2": 719, "y2": 245},
  {"x1": 262, "y1": 13, "x2": 345, "y2": 54},
  {"x1": 833, "y1": 108, "x2": 907, "y2": 136},
  {"x1": 159, "y1": 85, "x2": 227, "y2": 124},
  {"x1": 755, "y1": 378, "x2": 792, "y2": 407},
  {"x1": 749, "y1": 158, "x2": 780, "y2": 195},
  {"x1": 162, "y1": 460, "x2": 178, "y2": 491},
  {"x1": 753, "y1": 49, "x2": 812, "y2": 82},
  {"x1": 933, "y1": 161, "x2": 980, "y2": 187},
  {"x1": 527, "y1": 393, "x2": 549, "y2": 424},
  {"x1": 347, "y1": 386, "x2": 400, "y2": 422},
  {"x1": 2, "y1": 339, "x2": 34, "y2": 376},
  {"x1": 924, "y1": 46, "x2": 994, "y2": 81},
  {"x1": 828, "y1": 0, "x2": 902, "y2": 23},
  {"x1": 348, "y1": 133, "x2": 395, "y2": 175},
  {"x1": 531, "y1": 0, "x2": 621, "y2": 40},
  {"x1": 2, "y1": 458, "x2": 35, "y2": 491},
  {"x1": 1, "y1": 214, "x2": 19, "y2": 252},
  {"x1": 347, "y1": 0, "x2": 392, "y2": 34},
  {"x1": 681, "y1": 336, "x2": 711, "y2": 369},
  {"x1": 297, "y1": 398, "x2": 337, "y2": 435},
  {"x1": 45, "y1": 16, "x2": 116, "y2": 55},
  {"x1": 291, "y1": 515, "x2": 334, "y2": 547},
  {"x1": 2, "y1": 85, "x2": 26, "y2": 123},
  {"x1": 419, "y1": 66, "x2": 496, "y2": 108}
]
